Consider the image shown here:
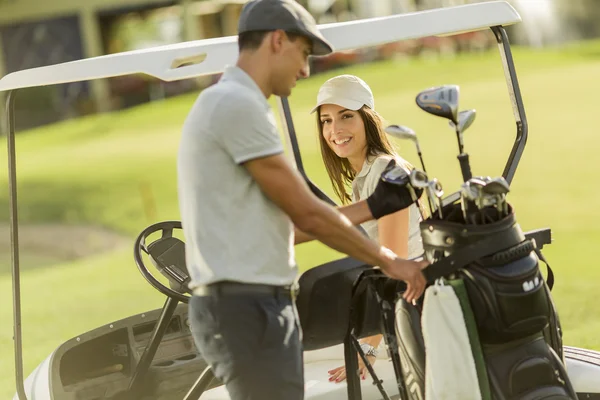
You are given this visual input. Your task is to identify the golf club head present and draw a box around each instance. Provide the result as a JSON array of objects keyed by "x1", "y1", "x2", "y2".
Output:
[
  {"x1": 461, "y1": 181, "x2": 479, "y2": 202},
  {"x1": 380, "y1": 163, "x2": 423, "y2": 203},
  {"x1": 469, "y1": 177, "x2": 487, "y2": 187},
  {"x1": 449, "y1": 109, "x2": 477, "y2": 132},
  {"x1": 381, "y1": 164, "x2": 409, "y2": 186},
  {"x1": 409, "y1": 169, "x2": 429, "y2": 188},
  {"x1": 429, "y1": 179, "x2": 444, "y2": 198},
  {"x1": 386, "y1": 124, "x2": 427, "y2": 173},
  {"x1": 466, "y1": 177, "x2": 487, "y2": 200},
  {"x1": 385, "y1": 124, "x2": 417, "y2": 141},
  {"x1": 482, "y1": 177, "x2": 510, "y2": 195},
  {"x1": 415, "y1": 85, "x2": 459, "y2": 124}
]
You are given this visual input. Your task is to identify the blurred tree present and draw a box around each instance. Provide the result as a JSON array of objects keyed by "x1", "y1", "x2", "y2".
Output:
[{"x1": 555, "y1": 0, "x2": 600, "y2": 39}]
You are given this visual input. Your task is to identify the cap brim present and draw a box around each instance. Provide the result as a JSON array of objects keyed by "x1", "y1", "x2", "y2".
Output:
[
  {"x1": 310, "y1": 98, "x2": 365, "y2": 114},
  {"x1": 304, "y1": 30, "x2": 334, "y2": 56}
]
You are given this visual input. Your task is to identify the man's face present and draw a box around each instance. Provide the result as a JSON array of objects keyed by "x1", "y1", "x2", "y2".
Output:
[{"x1": 270, "y1": 32, "x2": 311, "y2": 97}]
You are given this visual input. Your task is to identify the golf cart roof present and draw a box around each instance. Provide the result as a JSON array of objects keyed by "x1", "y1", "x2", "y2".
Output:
[{"x1": 0, "y1": 1, "x2": 520, "y2": 92}]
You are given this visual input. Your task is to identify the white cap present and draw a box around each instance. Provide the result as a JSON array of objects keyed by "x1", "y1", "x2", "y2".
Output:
[{"x1": 310, "y1": 74, "x2": 375, "y2": 114}]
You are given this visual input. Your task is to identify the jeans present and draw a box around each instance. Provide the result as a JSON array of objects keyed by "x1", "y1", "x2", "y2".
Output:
[{"x1": 189, "y1": 290, "x2": 304, "y2": 400}]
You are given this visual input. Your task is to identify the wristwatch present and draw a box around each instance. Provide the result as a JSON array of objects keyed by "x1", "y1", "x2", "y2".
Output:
[{"x1": 360, "y1": 342, "x2": 379, "y2": 358}]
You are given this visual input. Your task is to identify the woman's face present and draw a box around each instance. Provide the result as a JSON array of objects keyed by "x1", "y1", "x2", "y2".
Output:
[{"x1": 319, "y1": 104, "x2": 367, "y2": 161}]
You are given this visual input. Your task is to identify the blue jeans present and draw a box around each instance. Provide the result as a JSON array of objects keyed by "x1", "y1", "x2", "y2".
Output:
[{"x1": 189, "y1": 290, "x2": 304, "y2": 400}]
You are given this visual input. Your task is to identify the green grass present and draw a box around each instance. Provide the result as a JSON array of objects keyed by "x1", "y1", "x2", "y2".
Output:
[{"x1": 2, "y1": 39, "x2": 600, "y2": 396}]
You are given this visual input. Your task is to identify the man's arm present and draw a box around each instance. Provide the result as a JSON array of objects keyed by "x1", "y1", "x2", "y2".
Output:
[
  {"x1": 243, "y1": 154, "x2": 427, "y2": 302},
  {"x1": 294, "y1": 200, "x2": 372, "y2": 245}
]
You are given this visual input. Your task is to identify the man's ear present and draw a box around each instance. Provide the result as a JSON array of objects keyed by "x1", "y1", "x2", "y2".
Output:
[{"x1": 269, "y1": 29, "x2": 286, "y2": 54}]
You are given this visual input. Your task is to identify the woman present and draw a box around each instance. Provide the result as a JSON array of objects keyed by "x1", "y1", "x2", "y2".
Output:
[{"x1": 311, "y1": 74, "x2": 424, "y2": 383}]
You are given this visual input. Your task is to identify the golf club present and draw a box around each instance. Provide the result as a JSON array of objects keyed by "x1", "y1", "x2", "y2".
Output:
[
  {"x1": 429, "y1": 178, "x2": 444, "y2": 219},
  {"x1": 469, "y1": 177, "x2": 487, "y2": 209},
  {"x1": 460, "y1": 181, "x2": 474, "y2": 222},
  {"x1": 380, "y1": 164, "x2": 419, "y2": 203},
  {"x1": 462, "y1": 177, "x2": 487, "y2": 224},
  {"x1": 415, "y1": 85, "x2": 473, "y2": 182},
  {"x1": 409, "y1": 169, "x2": 434, "y2": 217},
  {"x1": 452, "y1": 109, "x2": 477, "y2": 182},
  {"x1": 385, "y1": 124, "x2": 428, "y2": 173},
  {"x1": 449, "y1": 109, "x2": 477, "y2": 153},
  {"x1": 482, "y1": 177, "x2": 510, "y2": 217},
  {"x1": 415, "y1": 85, "x2": 459, "y2": 125}
]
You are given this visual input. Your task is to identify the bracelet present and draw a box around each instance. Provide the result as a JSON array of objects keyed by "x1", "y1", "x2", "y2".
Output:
[{"x1": 360, "y1": 342, "x2": 379, "y2": 357}]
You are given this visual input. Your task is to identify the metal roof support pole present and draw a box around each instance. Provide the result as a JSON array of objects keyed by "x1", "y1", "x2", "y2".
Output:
[
  {"x1": 0, "y1": 33, "x2": 6, "y2": 136},
  {"x1": 277, "y1": 96, "x2": 306, "y2": 176},
  {"x1": 80, "y1": 6, "x2": 111, "y2": 113},
  {"x1": 492, "y1": 25, "x2": 528, "y2": 185},
  {"x1": 6, "y1": 89, "x2": 28, "y2": 400},
  {"x1": 277, "y1": 96, "x2": 337, "y2": 206}
]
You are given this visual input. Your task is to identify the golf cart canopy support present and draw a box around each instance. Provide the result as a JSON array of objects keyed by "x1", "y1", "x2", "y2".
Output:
[{"x1": 1, "y1": 2, "x2": 527, "y2": 399}]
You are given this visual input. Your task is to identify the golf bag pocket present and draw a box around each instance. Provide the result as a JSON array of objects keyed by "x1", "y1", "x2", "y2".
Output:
[
  {"x1": 484, "y1": 335, "x2": 575, "y2": 399},
  {"x1": 463, "y1": 251, "x2": 551, "y2": 343}
]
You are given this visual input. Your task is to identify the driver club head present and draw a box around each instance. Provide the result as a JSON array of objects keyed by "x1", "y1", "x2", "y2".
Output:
[
  {"x1": 449, "y1": 109, "x2": 477, "y2": 133},
  {"x1": 385, "y1": 124, "x2": 417, "y2": 141},
  {"x1": 415, "y1": 85, "x2": 460, "y2": 124}
]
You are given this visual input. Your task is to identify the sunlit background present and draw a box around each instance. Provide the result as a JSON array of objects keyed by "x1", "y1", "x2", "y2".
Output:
[{"x1": 1, "y1": 0, "x2": 600, "y2": 398}]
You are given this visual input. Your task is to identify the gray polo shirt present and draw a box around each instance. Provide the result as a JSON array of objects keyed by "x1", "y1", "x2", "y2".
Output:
[
  {"x1": 177, "y1": 66, "x2": 297, "y2": 289},
  {"x1": 352, "y1": 154, "x2": 424, "y2": 259}
]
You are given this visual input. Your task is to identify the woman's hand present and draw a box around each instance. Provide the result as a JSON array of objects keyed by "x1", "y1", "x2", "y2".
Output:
[{"x1": 327, "y1": 355, "x2": 377, "y2": 383}]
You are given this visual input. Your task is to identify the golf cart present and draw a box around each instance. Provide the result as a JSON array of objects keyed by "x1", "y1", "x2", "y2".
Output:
[{"x1": 3, "y1": 1, "x2": 600, "y2": 399}]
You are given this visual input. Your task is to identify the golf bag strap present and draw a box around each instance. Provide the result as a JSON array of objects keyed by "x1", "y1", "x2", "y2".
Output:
[
  {"x1": 533, "y1": 245, "x2": 554, "y2": 291},
  {"x1": 423, "y1": 226, "x2": 524, "y2": 283}
]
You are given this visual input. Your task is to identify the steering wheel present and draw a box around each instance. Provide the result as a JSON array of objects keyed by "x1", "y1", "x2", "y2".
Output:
[{"x1": 134, "y1": 220, "x2": 191, "y2": 303}]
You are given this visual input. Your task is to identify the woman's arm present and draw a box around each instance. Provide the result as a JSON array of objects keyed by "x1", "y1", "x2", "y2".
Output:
[
  {"x1": 378, "y1": 208, "x2": 410, "y2": 259},
  {"x1": 294, "y1": 200, "x2": 372, "y2": 244}
]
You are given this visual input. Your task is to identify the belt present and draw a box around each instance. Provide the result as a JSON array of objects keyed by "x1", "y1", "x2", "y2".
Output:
[{"x1": 193, "y1": 281, "x2": 298, "y2": 299}]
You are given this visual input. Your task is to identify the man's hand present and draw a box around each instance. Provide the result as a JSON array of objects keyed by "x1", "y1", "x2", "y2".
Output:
[
  {"x1": 380, "y1": 253, "x2": 428, "y2": 303},
  {"x1": 367, "y1": 160, "x2": 423, "y2": 219}
]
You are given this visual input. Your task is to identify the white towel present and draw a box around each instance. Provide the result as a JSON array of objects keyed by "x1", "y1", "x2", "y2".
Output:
[{"x1": 422, "y1": 280, "x2": 482, "y2": 400}]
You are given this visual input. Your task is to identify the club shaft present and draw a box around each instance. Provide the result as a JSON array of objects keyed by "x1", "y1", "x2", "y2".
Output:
[
  {"x1": 427, "y1": 187, "x2": 437, "y2": 217},
  {"x1": 458, "y1": 153, "x2": 472, "y2": 182},
  {"x1": 455, "y1": 127, "x2": 463, "y2": 154},
  {"x1": 418, "y1": 153, "x2": 427, "y2": 174}
]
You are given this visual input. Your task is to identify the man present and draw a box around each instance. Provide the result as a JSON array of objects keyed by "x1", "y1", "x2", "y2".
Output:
[{"x1": 177, "y1": 0, "x2": 428, "y2": 398}]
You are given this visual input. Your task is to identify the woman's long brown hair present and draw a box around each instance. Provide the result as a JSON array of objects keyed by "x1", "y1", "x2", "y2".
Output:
[{"x1": 317, "y1": 105, "x2": 410, "y2": 204}]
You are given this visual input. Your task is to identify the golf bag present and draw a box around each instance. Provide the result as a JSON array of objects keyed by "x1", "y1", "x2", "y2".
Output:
[{"x1": 394, "y1": 202, "x2": 578, "y2": 400}]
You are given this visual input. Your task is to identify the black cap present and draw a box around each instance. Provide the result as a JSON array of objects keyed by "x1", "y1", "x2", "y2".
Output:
[{"x1": 238, "y1": 0, "x2": 334, "y2": 56}]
